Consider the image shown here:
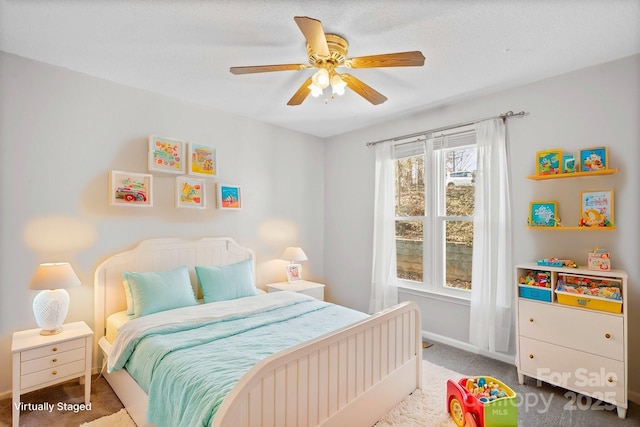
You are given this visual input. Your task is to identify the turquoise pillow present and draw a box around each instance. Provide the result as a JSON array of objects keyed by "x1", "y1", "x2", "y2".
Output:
[
  {"x1": 196, "y1": 259, "x2": 258, "y2": 303},
  {"x1": 122, "y1": 266, "x2": 197, "y2": 318}
]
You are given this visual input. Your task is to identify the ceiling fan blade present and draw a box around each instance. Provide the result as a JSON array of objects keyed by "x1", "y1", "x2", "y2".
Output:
[
  {"x1": 230, "y1": 64, "x2": 307, "y2": 74},
  {"x1": 341, "y1": 74, "x2": 387, "y2": 105},
  {"x1": 294, "y1": 16, "x2": 330, "y2": 57},
  {"x1": 346, "y1": 51, "x2": 425, "y2": 69},
  {"x1": 287, "y1": 77, "x2": 313, "y2": 106}
]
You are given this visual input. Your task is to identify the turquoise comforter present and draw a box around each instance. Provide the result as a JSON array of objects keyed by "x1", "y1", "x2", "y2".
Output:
[{"x1": 108, "y1": 291, "x2": 367, "y2": 427}]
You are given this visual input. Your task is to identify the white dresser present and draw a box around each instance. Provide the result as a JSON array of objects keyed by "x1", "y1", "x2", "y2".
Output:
[{"x1": 515, "y1": 263, "x2": 628, "y2": 418}]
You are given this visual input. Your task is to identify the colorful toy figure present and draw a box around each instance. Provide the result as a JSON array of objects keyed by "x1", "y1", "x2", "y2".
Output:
[{"x1": 447, "y1": 376, "x2": 517, "y2": 427}]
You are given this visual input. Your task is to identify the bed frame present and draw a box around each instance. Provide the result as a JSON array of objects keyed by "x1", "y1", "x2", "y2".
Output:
[{"x1": 94, "y1": 237, "x2": 422, "y2": 427}]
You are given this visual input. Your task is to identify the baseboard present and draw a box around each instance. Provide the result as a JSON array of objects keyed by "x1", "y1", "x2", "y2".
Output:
[{"x1": 421, "y1": 330, "x2": 516, "y2": 365}]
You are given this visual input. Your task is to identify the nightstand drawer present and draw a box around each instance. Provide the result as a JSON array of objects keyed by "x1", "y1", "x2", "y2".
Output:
[
  {"x1": 21, "y1": 346, "x2": 85, "y2": 375},
  {"x1": 20, "y1": 337, "x2": 85, "y2": 362},
  {"x1": 298, "y1": 287, "x2": 324, "y2": 300},
  {"x1": 21, "y1": 358, "x2": 86, "y2": 390}
]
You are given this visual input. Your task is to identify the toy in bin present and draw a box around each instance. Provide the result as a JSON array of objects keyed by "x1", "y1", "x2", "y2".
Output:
[{"x1": 447, "y1": 376, "x2": 517, "y2": 427}]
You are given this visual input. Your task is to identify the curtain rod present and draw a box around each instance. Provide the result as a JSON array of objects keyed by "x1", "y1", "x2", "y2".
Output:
[{"x1": 365, "y1": 110, "x2": 527, "y2": 147}]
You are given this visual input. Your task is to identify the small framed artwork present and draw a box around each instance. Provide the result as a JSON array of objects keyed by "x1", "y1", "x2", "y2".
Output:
[
  {"x1": 187, "y1": 142, "x2": 216, "y2": 178},
  {"x1": 175, "y1": 176, "x2": 205, "y2": 209},
  {"x1": 580, "y1": 190, "x2": 614, "y2": 227},
  {"x1": 109, "y1": 171, "x2": 153, "y2": 207},
  {"x1": 579, "y1": 146, "x2": 608, "y2": 172},
  {"x1": 528, "y1": 201, "x2": 559, "y2": 227},
  {"x1": 217, "y1": 184, "x2": 242, "y2": 209},
  {"x1": 148, "y1": 135, "x2": 186, "y2": 174},
  {"x1": 286, "y1": 264, "x2": 302, "y2": 282},
  {"x1": 562, "y1": 154, "x2": 576, "y2": 174},
  {"x1": 536, "y1": 149, "x2": 562, "y2": 175}
]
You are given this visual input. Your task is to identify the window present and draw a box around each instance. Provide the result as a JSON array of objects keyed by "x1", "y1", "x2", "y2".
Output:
[{"x1": 394, "y1": 129, "x2": 477, "y2": 298}]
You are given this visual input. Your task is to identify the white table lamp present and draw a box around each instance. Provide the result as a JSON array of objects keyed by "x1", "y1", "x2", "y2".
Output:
[
  {"x1": 29, "y1": 262, "x2": 81, "y2": 335},
  {"x1": 280, "y1": 247, "x2": 308, "y2": 264}
]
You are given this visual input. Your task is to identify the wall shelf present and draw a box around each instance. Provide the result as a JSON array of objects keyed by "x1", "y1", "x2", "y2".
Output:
[
  {"x1": 527, "y1": 168, "x2": 618, "y2": 180},
  {"x1": 528, "y1": 226, "x2": 617, "y2": 230}
]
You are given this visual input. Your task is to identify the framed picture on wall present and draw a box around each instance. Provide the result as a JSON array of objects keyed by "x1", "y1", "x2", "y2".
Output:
[
  {"x1": 528, "y1": 201, "x2": 559, "y2": 227},
  {"x1": 217, "y1": 184, "x2": 241, "y2": 209},
  {"x1": 109, "y1": 170, "x2": 153, "y2": 207},
  {"x1": 187, "y1": 142, "x2": 216, "y2": 178},
  {"x1": 148, "y1": 135, "x2": 186, "y2": 174},
  {"x1": 580, "y1": 190, "x2": 614, "y2": 227},
  {"x1": 536, "y1": 149, "x2": 562, "y2": 175},
  {"x1": 286, "y1": 264, "x2": 302, "y2": 283},
  {"x1": 579, "y1": 146, "x2": 608, "y2": 172},
  {"x1": 175, "y1": 176, "x2": 205, "y2": 209}
]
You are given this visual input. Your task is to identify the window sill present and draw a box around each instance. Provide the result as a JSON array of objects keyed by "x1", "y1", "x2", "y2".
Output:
[{"x1": 397, "y1": 283, "x2": 471, "y2": 306}]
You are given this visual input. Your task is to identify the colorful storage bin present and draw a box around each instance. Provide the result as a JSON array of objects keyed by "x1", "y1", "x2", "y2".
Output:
[
  {"x1": 555, "y1": 290, "x2": 622, "y2": 313},
  {"x1": 519, "y1": 285, "x2": 552, "y2": 302}
]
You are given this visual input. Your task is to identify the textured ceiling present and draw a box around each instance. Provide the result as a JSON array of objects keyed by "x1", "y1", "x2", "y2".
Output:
[{"x1": 1, "y1": 0, "x2": 639, "y2": 138}]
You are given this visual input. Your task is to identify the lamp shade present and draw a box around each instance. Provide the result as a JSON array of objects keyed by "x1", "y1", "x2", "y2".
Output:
[
  {"x1": 280, "y1": 247, "x2": 308, "y2": 263},
  {"x1": 30, "y1": 262, "x2": 81, "y2": 290},
  {"x1": 29, "y1": 263, "x2": 80, "y2": 335}
]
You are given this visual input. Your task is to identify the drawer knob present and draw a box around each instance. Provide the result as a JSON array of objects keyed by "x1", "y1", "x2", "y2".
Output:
[
  {"x1": 529, "y1": 318, "x2": 534, "y2": 323},
  {"x1": 52, "y1": 347, "x2": 58, "y2": 352},
  {"x1": 529, "y1": 354, "x2": 534, "y2": 359},
  {"x1": 605, "y1": 333, "x2": 611, "y2": 339},
  {"x1": 52, "y1": 370, "x2": 57, "y2": 375},
  {"x1": 52, "y1": 358, "x2": 58, "y2": 363},
  {"x1": 607, "y1": 377, "x2": 613, "y2": 383}
]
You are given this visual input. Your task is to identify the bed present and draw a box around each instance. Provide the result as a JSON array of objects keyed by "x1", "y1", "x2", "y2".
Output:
[{"x1": 94, "y1": 237, "x2": 422, "y2": 427}]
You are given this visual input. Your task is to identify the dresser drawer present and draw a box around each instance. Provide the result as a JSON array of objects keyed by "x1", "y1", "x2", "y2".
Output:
[
  {"x1": 519, "y1": 337, "x2": 625, "y2": 406},
  {"x1": 20, "y1": 337, "x2": 85, "y2": 362},
  {"x1": 21, "y1": 359, "x2": 86, "y2": 390},
  {"x1": 21, "y1": 346, "x2": 85, "y2": 375},
  {"x1": 518, "y1": 299, "x2": 623, "y2": 360}
]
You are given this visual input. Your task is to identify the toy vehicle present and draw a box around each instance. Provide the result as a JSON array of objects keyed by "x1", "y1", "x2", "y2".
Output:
[
  {"x1": 447, "y1": 376, "x2": 517, "y2": 427},
  {"x1": 115, "y1": 187, "x2": 147, "y2": 202}
]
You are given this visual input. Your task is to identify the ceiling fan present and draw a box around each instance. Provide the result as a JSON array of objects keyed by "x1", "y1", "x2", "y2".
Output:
[{"x1": 229, "y1": 16, "x2": 425, "y2": 106}]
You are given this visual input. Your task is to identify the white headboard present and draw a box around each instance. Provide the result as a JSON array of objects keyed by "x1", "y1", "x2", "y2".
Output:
[{"x1": 93, "y1": 237, "x2": 255, "y2": 340}]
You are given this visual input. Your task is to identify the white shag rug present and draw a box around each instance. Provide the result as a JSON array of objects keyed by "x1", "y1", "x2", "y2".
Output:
[
  {"x1": 80, "y1": 409, "x2": 136, "y2": 427},
  {"x1": 81, "y1": 360, "x2": 463, "y2": 427}
]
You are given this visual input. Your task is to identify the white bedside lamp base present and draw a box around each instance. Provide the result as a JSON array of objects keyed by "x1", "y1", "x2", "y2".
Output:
[{"x1": 32, "y1": 289, "x2": 70, "y2": 335}]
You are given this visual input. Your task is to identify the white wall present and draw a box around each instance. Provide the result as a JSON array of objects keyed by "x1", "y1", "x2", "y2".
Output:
[
  {"x1": 324, "y1": 54, "x2": 640, "y2": 401},
  {"x1": 0, "y1": 52, "x2": 325, "y2": 395}
]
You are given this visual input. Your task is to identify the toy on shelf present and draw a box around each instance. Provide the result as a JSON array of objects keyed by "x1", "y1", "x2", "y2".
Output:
[
  {"x1": 537, "y1": 258, "x2": 577, "y2": 268},
  {"x1": 588, "y1": 248, "x2": 611, "y2": 271},
  {"x1": 519, "y1": 270, "x2": 551, "y2": 288},
  {"x1": 447, "y1": 376, "x2": 517, "y2": 427}
]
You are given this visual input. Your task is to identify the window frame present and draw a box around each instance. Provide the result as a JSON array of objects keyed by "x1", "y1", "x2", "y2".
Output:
[{"x1": 394, "y1": 127, "x2": 477, "y2": 299}]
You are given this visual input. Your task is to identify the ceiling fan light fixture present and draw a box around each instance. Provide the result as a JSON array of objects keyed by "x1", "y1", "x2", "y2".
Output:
[
  {"x1": 308, "y1": 82, "x2": 323, "y2": 97},
  {"x1": 311, "y1": 68, "x2": 330, "y2": 89},
  {"x1": 330, "y1": 74, "x2": 347, "y2": 96}
]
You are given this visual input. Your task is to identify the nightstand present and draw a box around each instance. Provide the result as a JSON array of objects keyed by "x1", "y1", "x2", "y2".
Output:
[
  {"x1": 266, "y1": 280, "x2": 325, "y2": 301},
  {"x1": 12, "y1": 321, "x2": 93, "y2": 427}
]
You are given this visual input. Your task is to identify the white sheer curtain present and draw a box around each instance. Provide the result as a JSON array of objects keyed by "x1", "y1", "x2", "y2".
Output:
[
  {"x1": 369, "y1": 141, "x2": 399, "y2": 314},
  {"x1": 469, "y1": 118, "x2": 512, "y2": 353}
]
